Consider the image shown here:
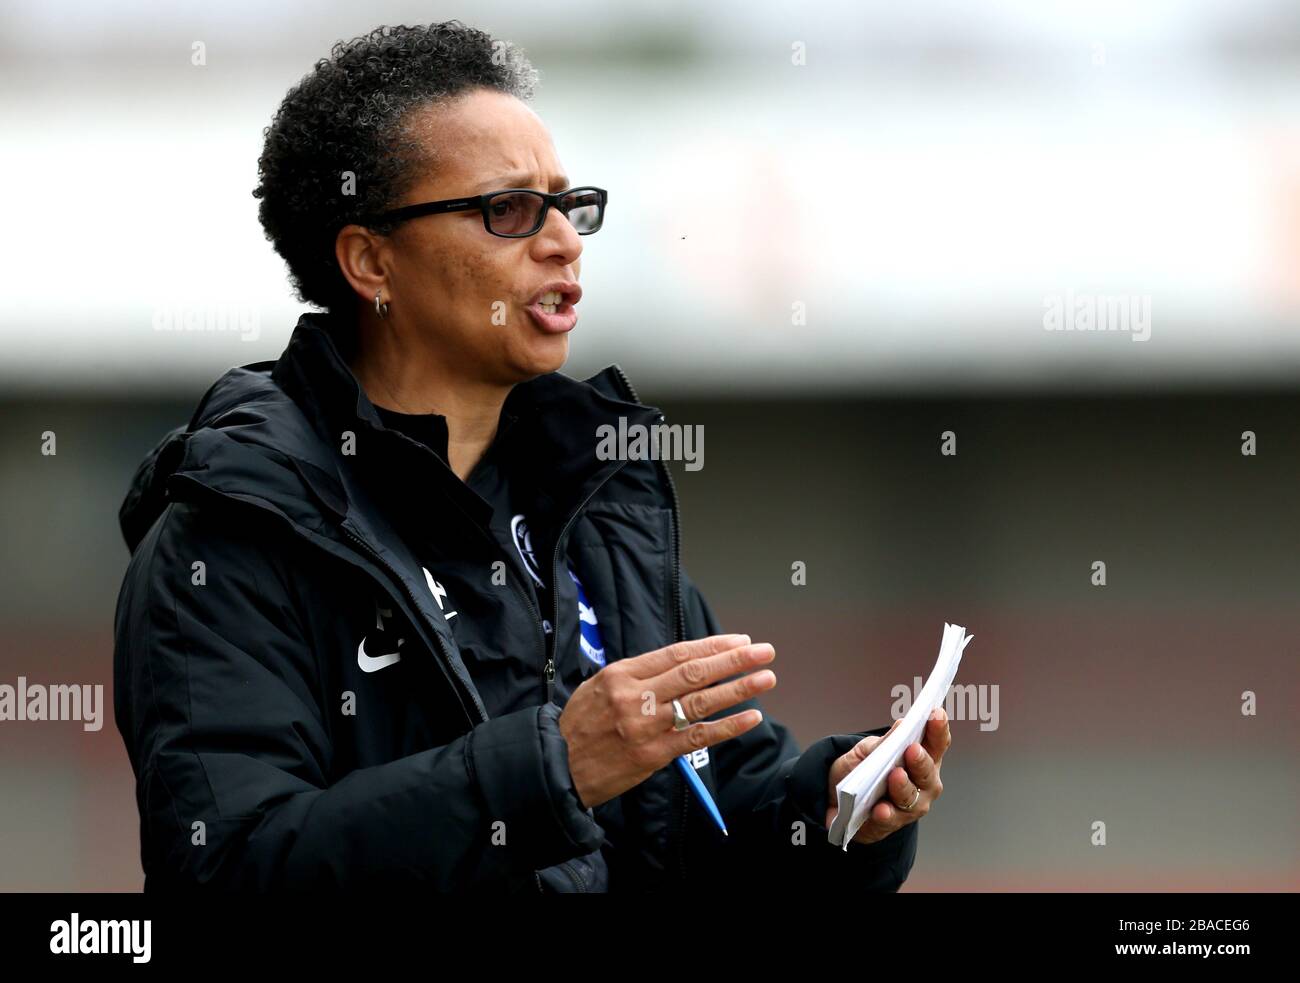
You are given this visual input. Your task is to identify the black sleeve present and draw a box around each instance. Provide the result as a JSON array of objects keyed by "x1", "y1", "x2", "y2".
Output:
[
  {"x1": 678, "y1": 568, "x2": 919, "y2": 891},
  {"x1": 113, "y1": 500, "x2": 604, "y2": 890}
]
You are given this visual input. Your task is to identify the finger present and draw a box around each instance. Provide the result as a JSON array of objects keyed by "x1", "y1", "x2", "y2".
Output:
[
  {"x1": 828, "y1": 733, "x2": 884, "y2": 788},
  {"x1": 867, "y1": 796, "x2": 903, "y2": 832},
  {"x1": 651, "y1": 642, "x2": 776, "y2": 703},
  {"x1": 847, "y1": 732, "x2": 884, "y2": 765},
  {"x1": 663, "y1": 706, "x2": 764, "y2": 759},
  {"x1": 829, "y1": 720, "x2": 899, "y2": 788},
  {"x1": 902, "y1": 741, "x2": 938, "y2": 790},
  {"x1": 922, "y1": 707, "x2": 952, "y2": 767},
  {"x1": 673, "y1": 668, "x2": 777, "y2": 726},
  {"x1": 847, "y1": 797, "x2": 911, "y2": 845},
  {"x1": 837, "y1": 791, "x2": 908, "y2": 842},
  {"x1": 887, "y1": 764, "x2": 923, "y2": 814},
  {"x1": 624, "y1": 634, "x2": 752, "y2": 679}
]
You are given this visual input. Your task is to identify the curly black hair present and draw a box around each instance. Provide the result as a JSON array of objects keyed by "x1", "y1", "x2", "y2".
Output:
[{"x1": 252, "y1": 22, "x2": 539, "y2": 313}]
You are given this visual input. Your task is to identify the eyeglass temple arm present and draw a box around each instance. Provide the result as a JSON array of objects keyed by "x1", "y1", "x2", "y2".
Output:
[{"x1": 372, "y1": 196, "x2": 484, "y2": 224}]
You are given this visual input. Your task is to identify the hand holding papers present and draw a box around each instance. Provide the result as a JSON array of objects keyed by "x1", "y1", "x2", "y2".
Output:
[{"x1": 827, "y1": 623, "x2": 972, "y2": 850}]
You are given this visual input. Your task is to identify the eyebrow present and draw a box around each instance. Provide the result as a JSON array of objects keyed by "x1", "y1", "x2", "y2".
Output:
[{"x1": 481, "y1": 172, "x2": 570, "y2": 193}]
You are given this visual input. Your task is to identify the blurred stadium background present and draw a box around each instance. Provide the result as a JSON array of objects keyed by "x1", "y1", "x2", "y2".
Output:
[{"x1": 0, "y1": 0, "x2": 1296, "y2": 890}]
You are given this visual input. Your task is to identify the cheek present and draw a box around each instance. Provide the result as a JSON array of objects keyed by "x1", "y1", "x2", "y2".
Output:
[{"x1": 450, "y1": 250, "x2": 516, "y2": 334}]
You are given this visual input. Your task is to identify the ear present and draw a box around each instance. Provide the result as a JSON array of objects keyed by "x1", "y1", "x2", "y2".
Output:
[{"x1": 335, "y1": 223, "x2": 392, "y2": 309}]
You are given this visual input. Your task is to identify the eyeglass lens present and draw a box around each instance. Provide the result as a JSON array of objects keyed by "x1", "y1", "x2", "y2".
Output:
[{"x1": 486, "y1": 189, "x2": 603, "y2": 236}]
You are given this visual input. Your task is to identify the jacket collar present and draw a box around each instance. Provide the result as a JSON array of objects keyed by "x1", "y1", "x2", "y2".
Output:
[{"x1": 269, "y1": 310, "x2": 664, "y2": 537}]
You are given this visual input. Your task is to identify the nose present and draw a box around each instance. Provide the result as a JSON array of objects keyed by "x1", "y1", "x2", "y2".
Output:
[{"x1": 529, "y1": 201, "x2": 584, "y2": 265}]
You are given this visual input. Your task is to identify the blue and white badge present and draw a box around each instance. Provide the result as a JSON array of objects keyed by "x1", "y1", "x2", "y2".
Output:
[
  {"x1": 512, "y1": 513, "x2": 606, "y2": 667},
  {"x1": 569, "y1": 568, "x2": 606, "y2": 668}
]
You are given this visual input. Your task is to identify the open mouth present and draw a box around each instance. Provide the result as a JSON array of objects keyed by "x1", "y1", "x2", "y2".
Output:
[
  {"x1": 534, "y1": 290, "x2": 566, "y2": 314},
  {"x1": 525, "y1": 284, "x2": 581, "y2": 333}
]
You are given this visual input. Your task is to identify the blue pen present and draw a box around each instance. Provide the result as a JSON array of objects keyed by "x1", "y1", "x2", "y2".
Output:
[{"x1": 675, "y1": 754, "x2": 728, "y2": 836}]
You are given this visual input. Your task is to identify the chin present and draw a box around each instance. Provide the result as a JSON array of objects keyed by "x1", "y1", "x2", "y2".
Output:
[{"x1": 505, "y1": 333, "x2": 569, "y2": 382}]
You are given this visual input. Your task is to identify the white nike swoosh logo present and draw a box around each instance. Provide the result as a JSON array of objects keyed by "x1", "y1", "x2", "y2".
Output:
[{"x1": 357, "y1": 636, "x2": 403, "y2": 673}]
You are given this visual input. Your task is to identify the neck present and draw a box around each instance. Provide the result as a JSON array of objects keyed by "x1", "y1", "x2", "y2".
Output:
[{"x1": 348, "y1": 324, "x2": 509, "y2": 482}]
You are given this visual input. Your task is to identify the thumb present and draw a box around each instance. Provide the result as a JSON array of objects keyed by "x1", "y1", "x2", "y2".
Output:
[
  {"x1": 829, "y1": 718, "x2": 904, "y2": 786},
  {"x1": 829, "y1": 733, "x2": 883, "y2": 787}
]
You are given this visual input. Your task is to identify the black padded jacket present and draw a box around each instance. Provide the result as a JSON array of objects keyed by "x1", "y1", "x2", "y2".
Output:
[{"x1": 111, "y1": 311, "x2": 919, "y2": 892}]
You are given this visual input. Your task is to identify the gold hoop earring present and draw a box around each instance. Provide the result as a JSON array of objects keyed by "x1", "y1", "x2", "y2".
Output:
[{"x1": 374, "y1": 291, "x2": 390, "y2": 319}]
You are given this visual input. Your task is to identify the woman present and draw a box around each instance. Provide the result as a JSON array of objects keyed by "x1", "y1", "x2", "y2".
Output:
[{"x1": 112, "y1": 21, "x2": 949, "y2": 891}]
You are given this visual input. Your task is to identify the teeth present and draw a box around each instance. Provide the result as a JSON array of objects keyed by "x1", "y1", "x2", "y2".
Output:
[
  {"x1": 540, "y1": 304, "x2": 557, "y2": 314},
  {"x1": 537, "y1": 290, "x2": 563, "y2": 306}
]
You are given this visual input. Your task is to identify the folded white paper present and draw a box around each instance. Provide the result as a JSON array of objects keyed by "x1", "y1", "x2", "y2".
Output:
[{"x1": 827, "y1": 622, "x2": 972, "y2": 850}]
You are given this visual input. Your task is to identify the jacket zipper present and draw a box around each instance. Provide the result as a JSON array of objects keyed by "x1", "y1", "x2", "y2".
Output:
[
  {"x1": 560, "y1": 858, "x2": 587, "y2": 892},
  {"x1": 608, "y1": 367, "x2": 684, "y2": 639},
  {"x1": 533, "y1": 860, "x2": 588, "y2": 893},
  {"x1": 462, "y1": 523, "x2": 549, "y2": 706},
  {"x1": 609, "y1": 365, "x2": 689, "y2": 883},
  {"x1": 545, "y1": 459, "x2": 631, "y2": 705}
]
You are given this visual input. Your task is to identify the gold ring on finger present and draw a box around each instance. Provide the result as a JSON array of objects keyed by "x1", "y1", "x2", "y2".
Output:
[{"x1": 899, "y1": 785, "x2": 921, "y2": 811}]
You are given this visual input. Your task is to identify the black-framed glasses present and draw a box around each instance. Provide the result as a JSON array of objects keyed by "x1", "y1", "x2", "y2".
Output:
[{"x1": 368, "y1": 186, "x2": 607, "y2": 238}]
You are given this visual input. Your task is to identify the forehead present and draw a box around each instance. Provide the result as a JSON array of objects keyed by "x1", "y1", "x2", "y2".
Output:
[{"x1": 405, "y1": 89, "x2": 562, "y2": 192}]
